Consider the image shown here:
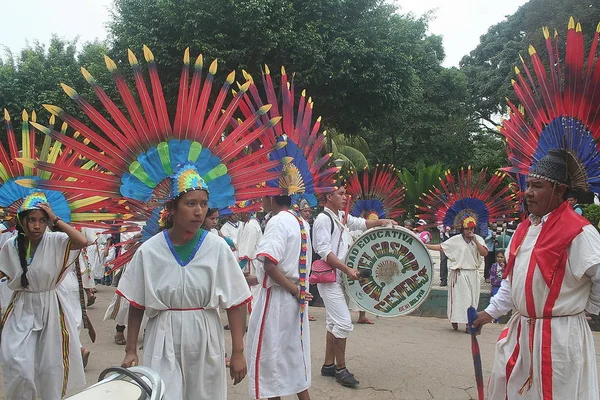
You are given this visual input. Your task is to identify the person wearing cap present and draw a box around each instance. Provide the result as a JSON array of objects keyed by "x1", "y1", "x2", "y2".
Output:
[
  {"x1": 426, "y1": 214, "x2": 488, "y2": 332},
  {"x1": 0, "y1": 193, "x2": 89, "y2": 400},
  {"x1": 118, "y1": 165, "x2": 251, "y2": 400},
  {"x1": 473, "y1": 149, "x2": 600, "y2": 399}
]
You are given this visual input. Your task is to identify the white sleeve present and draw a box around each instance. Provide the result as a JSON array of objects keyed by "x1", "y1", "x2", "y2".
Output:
[
  {"x1": 585, "y1": 264, "x2": 600, "y2": 314},
  {"x1": 313, "y1": 213, "x2": 333, "y2": 260},
  {"x1": 484, "y1": 279, "x2": 513, "y2": 319},
  {"x1": 347, "y1": 214, "x2": 367, "y2": 232}
]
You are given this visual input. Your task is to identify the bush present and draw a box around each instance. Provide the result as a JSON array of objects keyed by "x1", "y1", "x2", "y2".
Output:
[{"x1": 582, "y1": 204, "x2": 600, "y2": 230}]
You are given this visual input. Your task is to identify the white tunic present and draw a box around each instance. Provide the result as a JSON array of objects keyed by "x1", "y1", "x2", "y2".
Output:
[
  {"x1": 220, "y1": 220, "x2": 241, "y2": 249},
  {"x1": 0, "y1": 231, "x2": 17, "y2": 317},
  {"x1": 237, "y1": 217, "x2": 263, "y2": 307},
  {"x1": 247, "y1": 210, "x2": 312, "y2": 399},
  {"x1": 485, "y1": 222, "x2": 600, "y2": 399},
  {"x1": 0, "y1": 232, "x2": 85, "y2": 400},
  {"x1": 441, "y1": 234, "x2": 484, "y2": 324},
  {"x1": 117, "y1": 229, "x2": 251, "y2": 400}
]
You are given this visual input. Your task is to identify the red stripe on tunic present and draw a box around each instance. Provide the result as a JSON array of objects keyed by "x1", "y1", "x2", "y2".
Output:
[
  {"x1": 116, "y1": 289, "x2": 145, "y2": 310},
  {"x1": 254, "y1": 287, "x2": 272, "y2": 399},
  {"x1": 505, "y1": 319, "x2": 522, "y2": 400}
]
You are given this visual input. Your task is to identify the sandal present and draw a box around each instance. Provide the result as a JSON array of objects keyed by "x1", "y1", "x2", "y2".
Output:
[
  {"x1": 452, "y1": 322, "x2": 458, "y2": 331},
  {"x1": 308, "y1": 315, "x2": 317, "y2": 321},
  {"x1": 114, "y1": 333, "x2": 126, "y2": 345}
]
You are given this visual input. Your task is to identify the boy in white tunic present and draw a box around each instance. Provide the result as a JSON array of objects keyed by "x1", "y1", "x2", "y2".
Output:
[
  {"x1": 119, "y1": 165, "x2": 251, "y2": 400},
  {"x1": 247, "y1": 195, "x2": 313, "y2": 399},
  {"x1": 237, "y1": 210, "x2": 263, "y2": 308}
]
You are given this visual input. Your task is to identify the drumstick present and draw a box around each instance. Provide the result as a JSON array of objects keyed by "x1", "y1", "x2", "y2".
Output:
[{"x1": 467, "y1": 306, "x2": 484, "y2": 400}]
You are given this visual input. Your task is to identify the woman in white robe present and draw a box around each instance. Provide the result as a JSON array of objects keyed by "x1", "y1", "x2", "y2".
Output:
[
  {"x1": 0, "y1": 202, "x2": 89, "y2": 400},
  {"x1": 118, "y1": 187, "x2": 251, "y2": 400}
]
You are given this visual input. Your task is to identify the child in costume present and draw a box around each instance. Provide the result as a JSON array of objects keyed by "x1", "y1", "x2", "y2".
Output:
[{"x1": 489, "y1": 252, "x2": 505, "y2": 298}]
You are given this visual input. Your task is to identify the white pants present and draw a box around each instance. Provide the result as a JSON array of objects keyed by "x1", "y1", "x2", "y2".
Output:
[{"x1": 318, "y1": 278, "x2": 353, "y2": 339}]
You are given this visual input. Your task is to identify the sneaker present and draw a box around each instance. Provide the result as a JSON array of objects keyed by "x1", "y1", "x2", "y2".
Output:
[
  {"x1": 320, "y1": 364, "x2": 336, "y2": 377},
  {"x1": 335, "y1": 368, "x2": 359, "y2": 387}
]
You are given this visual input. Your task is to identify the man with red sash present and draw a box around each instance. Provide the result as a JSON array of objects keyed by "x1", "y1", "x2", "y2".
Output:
[{"x1": 473, "y1": 149, "x2": 600, "y2": 399}]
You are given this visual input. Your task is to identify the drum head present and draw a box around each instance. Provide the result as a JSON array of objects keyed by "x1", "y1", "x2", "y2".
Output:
[
  {"x1": 343, "y1": 226, "x2": 433, "y2": 317},
  {"x1": 66, "y1": 380, "x2": 144, "y2": 399}
]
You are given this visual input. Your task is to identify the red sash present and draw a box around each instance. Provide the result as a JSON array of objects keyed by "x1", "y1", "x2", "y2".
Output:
[{"x1": 502, "y1": 201, "x2": 589, "y2": 399}]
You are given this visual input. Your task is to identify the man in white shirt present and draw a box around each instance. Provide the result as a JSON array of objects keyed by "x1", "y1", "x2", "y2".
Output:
[
  {"x1": 220, "y1": 213, "x2": 241, "y2": 253},
  {"x1": 312, "y1": 185, "x2": 396, "y2": 387}
]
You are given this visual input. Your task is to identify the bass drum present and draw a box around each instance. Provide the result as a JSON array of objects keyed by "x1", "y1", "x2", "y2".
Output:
[{"x1": 343, "y1": 226, "x2": 433, "y2": 317}]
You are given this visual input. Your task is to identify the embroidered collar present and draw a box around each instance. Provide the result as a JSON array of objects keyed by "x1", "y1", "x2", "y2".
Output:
[
  {"x1": 227, "y1": 221, "x2": 240, "y2": 229},
  {"x1": 163, "y1": 229, "x2": 208, "y2": 267}
]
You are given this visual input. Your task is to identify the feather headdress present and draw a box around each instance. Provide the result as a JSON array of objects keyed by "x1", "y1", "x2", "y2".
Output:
[
  {"x1": 346, "y1": 164, "x2": 405, "y2": 220},
  {"x1": 0, "y1": 110, "x2": 130, "y2": 227},
  {"x1": 501, "y1": 18, "x2": 600, "y2": 193},
  {"x1": 417, "y1": 168, "x2": 518, "y2": 237},
  {"x1": 21, "y1": 47, "x2": 285, "y2": 268},
  {"x1": 238, "y1": 66, "x2": 341, "y2": 207}
]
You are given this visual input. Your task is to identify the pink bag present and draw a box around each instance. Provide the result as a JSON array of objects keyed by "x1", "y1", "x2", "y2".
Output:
[{"x1": 310, "y1": 259, "x2": 337, "y2": 284}]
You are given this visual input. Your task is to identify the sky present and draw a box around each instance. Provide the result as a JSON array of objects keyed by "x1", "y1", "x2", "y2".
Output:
[{"x1": 2, "y1": 0, "x2": 528, "y2": 67}]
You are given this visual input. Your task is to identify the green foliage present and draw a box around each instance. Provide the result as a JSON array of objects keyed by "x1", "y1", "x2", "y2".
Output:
[
  {"x1": 0, "y1": 36, "x2": 113, "y2": 125},
  {"x1": 397, "y1": 162, "x2": 443, "y2": 216},
  {"x1": 460, "y1": 0, "x2": 600, "y2": 133},
  {"x1": 108, "y1": 0, "x2": 478, "y2": 170},
  {"x1": 324, "y1": 127, "x2": 370, "y2": 174},
  {"x1": 583, "y1": 204, "x2": 600, "y2": 230}
]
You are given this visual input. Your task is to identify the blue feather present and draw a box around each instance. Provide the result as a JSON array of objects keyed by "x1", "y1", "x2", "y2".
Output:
[
  {"x1": 267, "y1": 138, "x2": 315, "y2": 193},
  {"x1": 138, "y1": 147, "x2": 169, "y2": 184},
  {"x1": 120, "y1": 173, "x2": 154, "y2": 201},
  {"x1": 0, "y1": 177, "x2": 71, "y2": 221},
  {"x1": 168, "y1": 139, "x2": 191, "y2": 167},
  {"x1": 351, "y1": 199, "x2": 386, "y2": 218},
  {"x1": 444, "y1": 198, "x2": 489, "y2": 237}
]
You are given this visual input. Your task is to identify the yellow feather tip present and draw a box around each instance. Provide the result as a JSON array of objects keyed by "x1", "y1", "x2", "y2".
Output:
[
  {"x1": 264, "y1": 64, "x2": 270, "y2": 75},
  {"x1": 104, "y1": 55, "x2": 117, "y2": 72},
  {"x1": 568, "y1": 17, "x2": 575, "y2": 30},
  {"x1": 127, "y1": 49, "x2": 138, "y2": 66},
  {"x1": 43, "y1": 104, "x2": 63, "y2": 116},
  {"x1": 3, "y1": 109, "x2": 9, "y2": 121},
  {"x1": 514, "y1": 66, "x2": 520, "y2": 74},
  {"x1": 195, "y1": 54, "x2": 203, "y2": 68},
  {"x1": 576, "y1": 22, "x2": 582, "y2": 33},
  {"x1": 31, "y1": 110, "x2": 36, "y2": 122},
  {"x1": 239, "y1": 81, "x2": 251, "y2": 93},
  {"x1": 22, "y1": 110, "x2": 28, "y2": 122},
  {"x1": 49, "y1": 115, "x2": 55, "y2": 125},
  {"x1": 80, "y1": 67, "x2": 94, "y2": 84},
  {"x1": 301, "y1": 89, "x2": 306, "y2": 97},
  {"x1": 183, "y1": 47, "x2": 190, "y2": 64},
  {"x1": 281, "y1": 65, "x2": 286, "y2": 75},
  {"x1": 258, "y1": 104, "x2": 273, "y2": 114},
  {"x1": 528, "y1": 45, "x2": 536, "y2": 56},
  {"x1": 61, "y1": 83, "x2": 78, "y2": 99},
  {"x1": 597, "y1": 21, "x2": 600, "y2": 33},
  {"x1": 143, "y1": 45, "x2": 154, "y2": 62},
  {"x1": 226, "y1": 70, "x2": 235, "y2": 84},
  {"x1": 209, "y1": 59, "x2": 218, "y2": 75},
  {"x1": 543, "y1": 27, "x2": 550, "y2": 39}
]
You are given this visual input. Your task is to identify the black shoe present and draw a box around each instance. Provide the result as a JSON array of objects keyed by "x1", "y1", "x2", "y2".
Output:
[
  {"x1": 321, "y1": 364, "x2": 336, "y2": 377},
  {"x1": 335, "y1": 368, "x2": 359, "y2": 387},
  {"x1": 440, "y1": 281, "x2": 447, "y2": 287}
]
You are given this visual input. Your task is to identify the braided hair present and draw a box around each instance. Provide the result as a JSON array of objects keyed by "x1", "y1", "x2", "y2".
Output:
[{"x1": 16, "y1": 211, "x2": 31, "y2": 288}]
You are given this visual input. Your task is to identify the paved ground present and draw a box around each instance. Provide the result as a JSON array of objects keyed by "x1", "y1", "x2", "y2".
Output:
[{"x1": 2, "y1": 252, "x2": 599, "y2": 399}]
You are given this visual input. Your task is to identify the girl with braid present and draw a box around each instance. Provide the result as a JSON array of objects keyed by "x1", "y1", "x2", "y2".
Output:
[{"x1": 0, "y1": 193, "x2": 89, "y2": 400}]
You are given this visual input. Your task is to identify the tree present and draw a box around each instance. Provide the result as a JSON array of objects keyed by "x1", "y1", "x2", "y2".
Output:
[
  {"x1": 460, "y1": 0, "x2": 599, "y2": 134},
  {"x1": 0, "y1": 36, "x2": 113, "y2": 124},
  {"x1": 108, "y1": 0, "x2": 475, "y2": 169},
  {"x1": 324, "y1": 128, "x2": 370, "y2": 173}
]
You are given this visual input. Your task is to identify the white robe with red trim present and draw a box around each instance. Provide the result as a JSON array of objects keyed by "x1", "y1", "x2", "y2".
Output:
[
  {"x1": 246, "y1": 210, "x2": 312, "y2": 399},
  {"x1": 486, "y1": 223, "x2": 600, "y2": 399},
  {"x1": 0, "y1": 232, "x2": 84, "y2": 400},
  {"x1": 117, "y1": 229, "x2": 251, "y2": 400}
]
